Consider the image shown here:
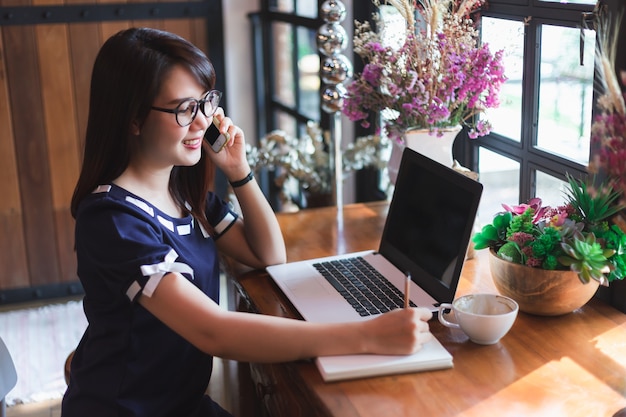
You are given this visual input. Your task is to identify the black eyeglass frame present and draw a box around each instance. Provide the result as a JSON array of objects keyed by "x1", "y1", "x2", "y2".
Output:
[{"x1": 151, "y1": 89, "x2": 222, "y2": 127}]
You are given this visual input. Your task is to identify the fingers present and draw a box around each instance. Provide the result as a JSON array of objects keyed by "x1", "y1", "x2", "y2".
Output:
[
  {"x1": 364, "y1": 307, "x2": 434, "y2": 355},
  {"x1": 213, "y1": 108, "x2": 243, "y2": 147},
  {"x1": 416, "y1": 326, "x2": 433, "y2": 346},
  {"x1": 408, "y1": 308, "x2": 433, "y2": 349},
  {"x1": 399, "y1": 307, "x2": 432, "y2": 333},
  {"x1": 412, "y1": 306, "x2": 433, "y2": 322},
  {"x1": 400, "y1": 307, "x2": 433, "y2": 352},
  {"x1": 213, "y1": 106, "x2": 225, "y2": 118},
  {"x1": 213, "y1": 109, "x2": 231, "y2": 136}
]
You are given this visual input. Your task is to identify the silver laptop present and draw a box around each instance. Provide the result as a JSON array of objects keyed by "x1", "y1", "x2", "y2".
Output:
[{"x1": 266, "y1": 147, "x2": 483, "y2": 381}]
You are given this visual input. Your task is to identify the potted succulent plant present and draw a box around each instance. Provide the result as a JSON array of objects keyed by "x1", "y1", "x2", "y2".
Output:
[{"x1": 472, "y1": 175, "x2": 626, "y2": 315}]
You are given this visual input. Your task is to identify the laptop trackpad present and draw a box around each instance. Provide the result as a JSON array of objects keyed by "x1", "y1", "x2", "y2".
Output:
[{"x1": 284, "y1": 277, "x2": 332, "y2": 298}]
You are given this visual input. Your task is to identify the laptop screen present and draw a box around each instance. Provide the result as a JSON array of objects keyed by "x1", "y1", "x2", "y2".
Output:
[{"x1": 379, "y1": 147, "x2": 483, "y2": 303}]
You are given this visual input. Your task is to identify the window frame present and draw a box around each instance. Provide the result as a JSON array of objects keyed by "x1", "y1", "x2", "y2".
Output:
[
  {"x1": 250, "y1": 2, "x2": 334, "y2": 208},
  {"x1": 468, "y1": 1, "x2": 597, "y2": 205},
  {"x1": 250, "y1": 3, "x2": 328, "y2": 138}
]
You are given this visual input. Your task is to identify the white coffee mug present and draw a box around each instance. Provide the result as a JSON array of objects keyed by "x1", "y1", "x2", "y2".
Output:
[{"x1": 438, "y1": 293, "x2": 518, "y2": 345}]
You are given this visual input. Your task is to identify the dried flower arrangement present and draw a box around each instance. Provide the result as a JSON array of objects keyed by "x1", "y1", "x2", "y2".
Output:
[{"x1": 342, "y1": 0, "x2": 506, "y2": 140}]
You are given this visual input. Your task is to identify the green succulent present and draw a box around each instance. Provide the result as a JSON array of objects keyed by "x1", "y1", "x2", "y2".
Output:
[
  {"x1": 496, "y1": 241, "x2": 523, "y2": 263},
  {"x1": 506, "y1": 207, "x2": 536, "y2": 238},
  {"x1": 472, "y1": 212, "x2": 512, "y2": 250},
  {"x1": 528, "y1": 226, "x2": 563, "y2": 269},
  {"x1": 559, "y1": 232, "x2": 615, "y2": 285},
  {"x1": 599, "y1": 224, "x2": 626, "y2": 282},
  {"x1": 563, "y1": 174, "x2": 623, "y2": 226}
]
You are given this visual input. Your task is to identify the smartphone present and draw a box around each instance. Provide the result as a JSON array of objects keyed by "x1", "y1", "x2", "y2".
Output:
[{"x1": 204, "y1": 117, "x2": 229, "y2": 153}]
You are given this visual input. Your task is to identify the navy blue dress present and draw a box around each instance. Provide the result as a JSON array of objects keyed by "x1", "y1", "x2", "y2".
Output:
[{"x1": 62, "y1": 184, "x2": 237, "y2": 417}]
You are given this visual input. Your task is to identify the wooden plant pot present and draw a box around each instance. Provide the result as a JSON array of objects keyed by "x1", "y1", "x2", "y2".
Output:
[{"x1": 488, "y1": 250, "x2": 600, "y2": 316}]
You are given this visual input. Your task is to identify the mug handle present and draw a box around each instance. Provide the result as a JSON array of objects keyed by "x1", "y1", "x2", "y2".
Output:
[{"x1": 438, "y1": 303, "x2": 460, "y2": 329}]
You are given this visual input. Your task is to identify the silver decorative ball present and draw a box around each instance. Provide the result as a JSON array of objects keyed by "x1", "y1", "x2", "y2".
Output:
[
  {"x1": 316, "y1": 23, "x2": 348, "y2": 56},
  {"x1": 321, "y1": 54, "x2": 353, "y2": 84},
  {"x1": 320, "y1": 0, "x2": 346, "y2": 23},
  {"x1": 321, "y1": 83, "x2": 347, "y2": 113}
]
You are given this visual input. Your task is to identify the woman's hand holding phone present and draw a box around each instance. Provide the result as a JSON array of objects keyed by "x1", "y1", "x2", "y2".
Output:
[
  {"x1": 204, "y1": 116, "x2": 230, "y2": 153},
  {"x1": 205, "y1": 111, "x2": 250, "y2": 184}
]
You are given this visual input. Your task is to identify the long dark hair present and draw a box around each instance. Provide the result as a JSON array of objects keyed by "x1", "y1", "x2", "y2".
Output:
[{"x1": 71, "y1": 27, "x2": 216, "y2": 232}]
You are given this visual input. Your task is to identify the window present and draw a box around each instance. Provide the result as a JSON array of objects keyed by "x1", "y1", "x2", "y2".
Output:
[
  {"x1": 251, "y1": 0, "x2": 626, "y2": 312},
  {"x1": 474, "y1": 1, "x2": 598, "y2": 227},
  {"x1": 251, "y1": 1, "x2": 325, "y2": 142},
  {"x1": 250, "y1": 1, "x2": 337, "y2": 208}
]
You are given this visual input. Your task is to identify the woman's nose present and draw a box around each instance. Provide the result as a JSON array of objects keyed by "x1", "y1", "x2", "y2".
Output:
[{"x1": 193, "y1": 110, "x2": 211, "y2": 131}]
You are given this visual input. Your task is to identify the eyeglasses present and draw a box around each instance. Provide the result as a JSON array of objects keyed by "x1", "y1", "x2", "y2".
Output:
[{"x1": 151, "y1": 90, "x2": 222, "y2": 127}]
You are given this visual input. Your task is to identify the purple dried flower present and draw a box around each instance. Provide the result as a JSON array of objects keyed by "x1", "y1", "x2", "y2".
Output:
[
  {"x1": 342, "y1": 1, "x2": 506, "y2": 139},
  {"x1": 362, "y1": 64, "x2": 383, "y2": 87},
  {"x1": 589, "y1": 111, "x2": 626, "y2": 204},
  {"x1": 509, "y1": 232, "x2": 534, "y2": 247}
]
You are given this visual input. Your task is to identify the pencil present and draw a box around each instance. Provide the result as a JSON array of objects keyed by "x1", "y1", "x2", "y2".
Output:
[{"x1": 404, "y1": 272, "x2": 411, "y2": 309}]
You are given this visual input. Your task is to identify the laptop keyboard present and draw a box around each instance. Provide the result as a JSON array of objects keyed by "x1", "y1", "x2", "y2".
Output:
[{"x1": 313, "y1": 257, "x2": 417, "y2": 317}]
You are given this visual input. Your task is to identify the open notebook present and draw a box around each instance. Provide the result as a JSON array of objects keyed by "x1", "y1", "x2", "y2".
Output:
[{"x1": 267, "y1": 147, "x2": 483, "y2": 381}]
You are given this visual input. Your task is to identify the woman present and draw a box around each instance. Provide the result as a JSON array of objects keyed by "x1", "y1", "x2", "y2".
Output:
[{"x1": 62, "y1": 27, "x2": 433, "y2": 417}]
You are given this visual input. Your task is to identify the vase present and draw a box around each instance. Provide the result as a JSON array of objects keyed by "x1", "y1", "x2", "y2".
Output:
[
  {"x1": 387, "y1": 125, "x2": 462, "y2": 184},
  {"x1": 488, "y1": 250, "x2": 600, "y2": 316}
]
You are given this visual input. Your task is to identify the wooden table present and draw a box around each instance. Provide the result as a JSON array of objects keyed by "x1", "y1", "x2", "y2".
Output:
[{"x1": 232, "y1": 201, "x2": 626, "y2": 417}]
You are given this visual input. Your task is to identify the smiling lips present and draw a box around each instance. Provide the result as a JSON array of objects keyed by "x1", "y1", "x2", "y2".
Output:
[{"x1": 183, "y1": 138, "x2": 202, "y2": 148}]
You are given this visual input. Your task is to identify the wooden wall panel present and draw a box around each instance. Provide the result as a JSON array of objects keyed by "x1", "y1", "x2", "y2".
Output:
[
  {"x1": 164, "y1": 18, "x2": 192, "y2": 44},
  {"x1": 67, "y1": 21, "x2": 100, "y2": 152},
  {"x1": 2, "y1": 24, "x2": 61, "y2": 287},
  {"x1": 65, "y1": 19, "x2": 101, "y2": 285},
  {"x1": 36, "y1": 23, "x2": 81, "y2": 282},
  {"x1": 192, "y1": 18, "x2": 208, "y2": 57},
  {"x1": 0, "y1": 30, "x2": 29, "y2": 289},
  {"x1": 66, "y1": 3, "x2": 99, "y2": 150}
]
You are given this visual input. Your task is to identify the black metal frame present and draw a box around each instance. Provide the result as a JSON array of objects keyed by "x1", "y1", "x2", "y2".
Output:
[
  {"x1": 470, "y1": 1, "x2": 596, "y2": 201},
  {"x1": 249, "y1": 3, "x2": 328, "y2": 209},
  {"x1": 250, "y1": 4, "x2": 325, "y2": 134},
  {"x1": 0, "y1": 2, "x2": 213, "y2": 25},
  {"x1": 352, "y1": 2, "x2": 387, "y2": 202}
]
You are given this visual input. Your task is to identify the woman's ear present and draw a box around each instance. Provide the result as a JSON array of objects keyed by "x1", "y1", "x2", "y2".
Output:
[{"x1": 130, "y1": 120, "x2": 141, "y2": 136}]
